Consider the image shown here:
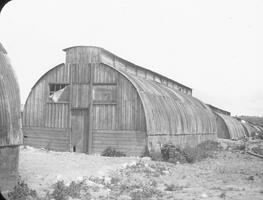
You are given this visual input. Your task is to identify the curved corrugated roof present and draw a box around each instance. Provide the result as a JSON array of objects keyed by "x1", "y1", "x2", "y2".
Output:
[
  {"x1": 251, "y1": 124, "x2": 263, "y2": 133},
  {"x1": 122, "y1": 72, "x2": 217, "y2": 136},
  {"x1": 0, "y1": 43, "x2": 22, "y2": 146},
  {"x1": 216, "y1": 113, "x2": 246, "y2": 139},
  {"x1": 241, "y1": 122, "x2": 256, "y2": 137}
]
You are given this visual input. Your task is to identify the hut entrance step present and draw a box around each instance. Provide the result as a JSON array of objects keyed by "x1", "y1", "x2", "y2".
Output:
[{"x1": 71, "y1": 108, "x2": 90, "y2": 153}]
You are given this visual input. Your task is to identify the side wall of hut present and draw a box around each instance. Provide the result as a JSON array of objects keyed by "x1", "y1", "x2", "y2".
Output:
[{"x1": 122, "y1": 73, "x2": 217, "y2": 152}]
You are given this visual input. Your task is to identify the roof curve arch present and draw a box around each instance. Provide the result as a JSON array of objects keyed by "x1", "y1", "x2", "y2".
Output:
[{"x1": 121, "y1": 72, "x2": 217, "y2": 136}]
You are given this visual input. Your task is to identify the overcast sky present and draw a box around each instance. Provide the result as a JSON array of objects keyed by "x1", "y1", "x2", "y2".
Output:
[{"x1": 0, "y1": 0, "x2": 262, "y2": 116}]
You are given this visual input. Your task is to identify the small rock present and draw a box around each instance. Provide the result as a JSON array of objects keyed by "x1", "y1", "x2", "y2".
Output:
[
  {"x1": 220, "y1": 143, "x2": 228, "y2": 150},
  {"x1": 104, "y1": 176, "x2": 111, "y2": 184},
  {"x1": 219, "y1": 192, "x2": 226, "y2": 198},
  {"x1": 128, "y1": 161, "x2": 137, "y2": 166},
  {"x1": 201, "y1": 192, "x2": 208, "y2": 198},
  {"x1": 247, "y1": 176, "x2": 254, "y2": 181}
]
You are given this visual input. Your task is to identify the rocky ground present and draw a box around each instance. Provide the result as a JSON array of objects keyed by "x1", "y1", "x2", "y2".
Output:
[{"x1": 13, "y1": 139, "x2": 263, "y2": 200}]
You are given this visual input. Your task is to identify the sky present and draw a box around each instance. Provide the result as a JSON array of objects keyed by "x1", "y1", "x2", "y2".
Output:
[{"x1": 0, "y1": 0, "x2": 262, "y2": 116}]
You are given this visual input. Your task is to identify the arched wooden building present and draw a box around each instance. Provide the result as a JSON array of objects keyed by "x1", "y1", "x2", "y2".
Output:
[
  {"x1": 0, "y1": 42, "x2": 22, "y2": 191},
  {"x1": 207, "y1": 105, "x2": 247, "y2": 140},
  {"x1": 215, "y1": 113, "x2": 246, "y2": 140},
  {"x1": 22, "y1": 46, "x2": 217, "y2": 155},
  {"x1": 243, "y1": 122, "x2": 263, "y2": 137}
]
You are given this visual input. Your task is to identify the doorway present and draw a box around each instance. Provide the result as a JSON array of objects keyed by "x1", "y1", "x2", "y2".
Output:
[{"x1": 71, "y1": 108, "x2": 89, "y2": 153}]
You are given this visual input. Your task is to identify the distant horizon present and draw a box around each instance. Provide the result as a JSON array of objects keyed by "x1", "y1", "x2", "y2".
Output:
[{"x1": 1, "y1": 0, "x2": 262, "y2": 116}]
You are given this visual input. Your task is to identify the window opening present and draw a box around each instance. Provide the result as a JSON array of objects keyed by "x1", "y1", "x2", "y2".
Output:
[{"x1": 49, "y1": 83, "x2": 69, "y2": 102}]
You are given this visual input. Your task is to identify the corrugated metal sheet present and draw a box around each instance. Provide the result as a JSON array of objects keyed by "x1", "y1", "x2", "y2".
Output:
[
  {"x1": 216, "y1": 113, "x2": 246, "y2": 139},
  {"x1": 256, "y1": 125, "x2": 263, "y2": 132},
  {"x1": 251, "y1": 124, "x2": 263, "y2": 134},
  {"x1": 241, "y1": 122, "x2": 257, "y2": 137},
  {"x1": 121, "y1": 73, "x2": 217, "y2": 138},
  {"x1": 0, "y1": 42, "x2": 22, "y2": 146}
]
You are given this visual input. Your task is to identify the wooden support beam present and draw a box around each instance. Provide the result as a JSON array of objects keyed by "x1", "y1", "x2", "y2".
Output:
[{"x1": 87, "y1": 63, "x2": 94, "y2": 154}]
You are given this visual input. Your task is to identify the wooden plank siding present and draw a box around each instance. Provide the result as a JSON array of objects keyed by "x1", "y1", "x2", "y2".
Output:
[
  {"x1": 23, "y1": 127, "x2": 70, "y2": 151},
  {"x1": 71, "y1": 84, "x2": 90, "y2": 108},
  {"x1": 23, "y1": 63, "x2": 71, "y2": 150},
  {"x1": 45, "y1": 103, "x2": 69, "y2": 128},
  {"x1": 92, "y1": 130, "x2": 146, "y2": 156},
  {"x1": 71, "y1": 109, "x2": 88, "y2": 152},
  {"x1": 91, "y1": 64, "x2": 146, "y2": 131},
  {"x1": 23, "y1": 63, "x2": 70, "y2": 128}
]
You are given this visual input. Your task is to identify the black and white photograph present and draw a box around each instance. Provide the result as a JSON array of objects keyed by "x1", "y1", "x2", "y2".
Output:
[{"x1": 0, "y1": 0, "x2": 262, "y2": 199}]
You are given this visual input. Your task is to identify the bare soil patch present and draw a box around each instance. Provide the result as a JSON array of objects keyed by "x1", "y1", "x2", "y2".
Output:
[{"x1": 16, "y1": 141, "x2": 263, "y2": 200}]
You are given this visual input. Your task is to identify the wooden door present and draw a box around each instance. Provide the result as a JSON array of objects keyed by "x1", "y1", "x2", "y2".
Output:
[{"x1": 71, "y1": 109, "x2": 89, "y2": 153}]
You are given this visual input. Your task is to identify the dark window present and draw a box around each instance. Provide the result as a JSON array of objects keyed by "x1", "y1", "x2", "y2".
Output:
[
  {"x1": 49, "y1": 83, "x2": 68, "y2": 96},
  {"x1": 49, "y1": 83, "x2": 69, "y2": 103}
]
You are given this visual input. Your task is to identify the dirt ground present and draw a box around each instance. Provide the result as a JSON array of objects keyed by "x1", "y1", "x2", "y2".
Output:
[{"x1": 18, "y1": 140, "x2": 263, "y2": 200}]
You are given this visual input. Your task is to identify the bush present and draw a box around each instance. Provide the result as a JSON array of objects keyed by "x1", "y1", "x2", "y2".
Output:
[
  {"x1": 51, "y1": 181, "x2": 69, "y2": 200},
  {"x1": 184, "y1": 140, "x2": 221, "y2": 162},
  {"x1": 160, "y1": 143, "x2": 189, "y2": 163},
  {"x1": 51, "y1": 180, "x2": 85, "y2": 200},
  {"x1": 164, "y1": 183, "x2": 183, "y2": 191},
  {"x1": 101, "y1": 147, "x2": 126, "y2": 157},
  {"x1": 67, "y1": 181, "x2": 85, "y2": 198},
  {"x1": 159, "y1": 140, "x2": 221, "y2": 164},
  {"x1": 8, "y1": 180, "x2": 37, "y2": 200},
  {"x1": 232, "y1": 144, "x2": 246, "y2": 151},
  {"x1": 255, "y1": 132, "x2": 263, "y2": 140},
  {"x1": 160, "y1": 143, "x2": 176, "y2": 161}
]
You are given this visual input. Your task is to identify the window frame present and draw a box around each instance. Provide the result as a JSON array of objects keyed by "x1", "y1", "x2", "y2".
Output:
[{"x1": 48, "y1": 83, "x2": 70, "y2": 103}]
